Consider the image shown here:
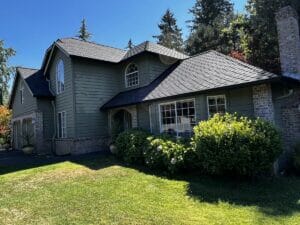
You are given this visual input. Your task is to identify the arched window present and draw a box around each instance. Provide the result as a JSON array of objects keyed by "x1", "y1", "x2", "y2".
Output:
[
  {"x1": 56, "y1": 59, "x2": 65, "y2": 94},
  {"x1": 125, "y1": 63, "x2": 139, "y2": 88}
]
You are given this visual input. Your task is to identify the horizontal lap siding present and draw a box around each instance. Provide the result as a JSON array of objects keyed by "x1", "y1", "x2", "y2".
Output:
[
  {"x1": 37, "y1": 100, "x2": 54, "y2": 139},
  {"x1": 49, "y1": 50, "x2": 75, "y2": 138},
  {"x1": 149, "y1": 86, "x2": 254, "y2": 135},
  {"x1": 12, "y1": 77, "x2": 37, "y2": 118},
  {"x1": 137, "y1": 104, "x2": 150, "y2": 131},
  {"x1": 73, "y1": 59, "x2": 120, "y2": 138}
]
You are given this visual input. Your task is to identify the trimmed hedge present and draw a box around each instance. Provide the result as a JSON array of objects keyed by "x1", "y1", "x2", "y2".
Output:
[
  {"x1": 114, "y1": 113, "x2": 282, "y2": 177},
  {"x1": 115, "y1": 129, "x2": 149, "y2": 164},
  {"x1": 192, "y1": 113, "x2": 282, "y2": 177}
]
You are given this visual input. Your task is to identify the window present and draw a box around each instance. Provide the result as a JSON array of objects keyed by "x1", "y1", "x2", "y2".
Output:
[
  {"x1": 125, "y1": 63, "x2": 139, "y2": 88},
  {"x1": 207, "y1": 95, "x2": 226, "y2": 117},
  {"x1": 159, "y1": 99, "x2": 196, "y2": 137},
  {"x1": 57, "y1": 111, "x2": 66, "y2": 138},
  {"x1": 20, "y1": 85, "x2": 24, "y2": 104},
  {"x1": 56, "y1": 59, "x2": 65, "y2": 94}
]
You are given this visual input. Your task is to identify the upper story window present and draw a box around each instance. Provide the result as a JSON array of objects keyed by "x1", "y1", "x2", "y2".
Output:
[
  {"x1": 20, "y1": 84, "x2": 24, "y2": 104},
  {"x1": 125, "y1": 63, "x2": 139, "y2": 88},
  {"x1": 207, "y1": 95, "x2": 226, "y2": 117},
  {"x1": 56, "y1": 59, "x2": 65, "y2": 94}
]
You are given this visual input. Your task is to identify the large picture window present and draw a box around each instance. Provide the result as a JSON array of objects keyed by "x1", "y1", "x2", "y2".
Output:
[
  {"x1": 57, "y1": 111, "x2": 66, "y2": 138},
  {"x1": 207, "y1": 95, "x2": 226, "y2": 117},
  {"x1": 56, "y1": 59, "x2": 65, "y2": 94},
  {"x1": 125, "y1": 64, "x2": 139, "y2": 88},
  {"x1": 159, "y1": 99, "x2": 196, "y2": 137}
]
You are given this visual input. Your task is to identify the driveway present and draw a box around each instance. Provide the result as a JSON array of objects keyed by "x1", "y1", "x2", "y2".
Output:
[{"x1": 0, "y1": 150, "x2": 111, "y2": 167}]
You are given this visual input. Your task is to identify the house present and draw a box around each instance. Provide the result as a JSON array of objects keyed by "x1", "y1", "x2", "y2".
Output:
[{"x1": 9, "y1": 6, "x2": 300, "y2": 169}]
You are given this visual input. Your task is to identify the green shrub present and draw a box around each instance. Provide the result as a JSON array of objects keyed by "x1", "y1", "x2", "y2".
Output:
[
  {"x1": 192, "y1": 113, "x2": 282, "y2": 177},
  {"x1": 115, "y1": 129, "x2": 150, "y2": 164},
  {"x1": 144, "y1": 135, "x2": 189, "y2": 173},
  {"x1": 293, "y1": 142, "x2": 300, "y2": 174}
]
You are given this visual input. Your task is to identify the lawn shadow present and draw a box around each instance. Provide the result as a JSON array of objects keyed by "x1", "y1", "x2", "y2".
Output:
[
  {"x1": 1, "y1": 150, "x2": 300, "y2": 217},
  {"x1": 185, "y1": 174, "x2": 300, "y2": 217}
]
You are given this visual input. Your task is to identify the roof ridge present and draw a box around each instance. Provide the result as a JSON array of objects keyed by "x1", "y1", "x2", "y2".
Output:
[{"x1": 59, "y1": 37, "x2": 126, "y2": 52}]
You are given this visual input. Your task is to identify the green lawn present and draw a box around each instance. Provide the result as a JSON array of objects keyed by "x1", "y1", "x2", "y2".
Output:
[{"x1": 0, "y1": 155, "x2": 299, "y2": 225}]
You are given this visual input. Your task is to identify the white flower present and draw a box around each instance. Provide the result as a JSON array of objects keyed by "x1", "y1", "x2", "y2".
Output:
[
  {"x1": 157, "y1": 145, "x2": 163, "y2": 151},
  {"x1": 171, "y1": 158, "x2": 177, "y2": 165}
]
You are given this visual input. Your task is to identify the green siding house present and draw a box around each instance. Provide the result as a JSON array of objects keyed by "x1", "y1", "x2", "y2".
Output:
[{"x1": 8, "y1": 6, "x2": 300, "y2": 169}]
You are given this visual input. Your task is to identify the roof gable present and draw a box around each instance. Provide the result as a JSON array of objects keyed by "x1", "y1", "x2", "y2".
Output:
[{"x1": 9, "y1": 67, "x2": 54, "y2": 108}]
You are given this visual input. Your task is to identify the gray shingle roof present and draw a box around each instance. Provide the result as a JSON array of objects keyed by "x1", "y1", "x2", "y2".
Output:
[
  {"x1": 57, "y1": 38, "x2": 126, "y2": 63},
  {"x1": 101, "y1": 50, "x2": 280, "y2": 109},
  {"x1": 56, "y1": 38, "x2": 188, "y2": 63},
  {"x1": 122, "y1": 41, "x2": 188, "y2": 61},
  {"x1": 18, "y1": 67, "x2": 53, "y2": 97}
]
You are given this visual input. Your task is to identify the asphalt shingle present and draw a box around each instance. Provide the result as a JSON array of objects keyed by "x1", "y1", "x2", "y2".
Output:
[{"x1": 101, "y1": 50, "x2": 279, "y2": 109}]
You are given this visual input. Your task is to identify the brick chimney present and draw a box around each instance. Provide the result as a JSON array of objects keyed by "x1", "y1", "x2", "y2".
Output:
[{"x1": 276, "y1": 6, "x2": 300, "y2": 79}]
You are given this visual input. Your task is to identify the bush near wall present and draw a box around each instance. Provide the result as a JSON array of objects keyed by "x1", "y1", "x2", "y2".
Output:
[
  {"x1": 115, "y1": 129, "x2": 149, "y2": 164},
  {"x1": 115, "y1": 113, "x2": 282, "y2": 177},
  {"x1": 0, "y1": 106, "x2": 11, "y2": 148},
  {"x1": 192, "y1": 113, "x2": 282, "y2": 177},
  {"x1": 293, "y1": 142, "x2": 300, "y2": 175}
]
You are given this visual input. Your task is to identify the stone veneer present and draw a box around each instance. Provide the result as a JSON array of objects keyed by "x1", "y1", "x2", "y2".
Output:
[{"x1": 252, "y1": 84, "x2": 275, "y2": 122}]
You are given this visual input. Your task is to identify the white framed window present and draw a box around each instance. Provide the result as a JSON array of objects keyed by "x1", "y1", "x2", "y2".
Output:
[
  {"x1": 159, "y1": 99, "x2": 196, "y2": 137},
  {"x1": 57, "y1": 111, "x2": 67, "y2": 138},
  {"x1": 20, "y1": 85, "x2": 24, "y2": 104},
  {"x1": 56, "y1": 59, "x2": 65, "y2": 94},
  {"x1": 125, "y1": 63, "x2": 139, "y2": 88},
  {"x1": 207, "y1": 95, "x2": 226, "y2": 117}
]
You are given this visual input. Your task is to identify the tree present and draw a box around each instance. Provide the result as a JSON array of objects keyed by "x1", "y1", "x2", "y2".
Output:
[
  {"x1": 242, "y1": 0, "x2": 300, "y2": 73},
  {"x1": 77, "y1": 18, "x2": 92, "y2": 41},
  {"x1": 0, "y1": 40, "x2": 15, "y2": 105},
  {"x1": 126, "y1": 39, "x2": 134, "y2": 50},
  {"x1": 185, "y1": 0, "x2": 233, "y2": 55},
  {"x1": 188, "y1": 0, "x2": 233, "y2": 29},
  {"x1": 153, "y1": 9, "x2": 184, "y2": 52}
]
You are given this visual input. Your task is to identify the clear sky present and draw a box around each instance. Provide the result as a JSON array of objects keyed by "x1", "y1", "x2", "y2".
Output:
[{"x1": 1, "y1": 0, "x2": 247, "y2": 69}]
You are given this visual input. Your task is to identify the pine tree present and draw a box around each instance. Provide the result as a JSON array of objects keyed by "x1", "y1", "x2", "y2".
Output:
[
  {"x1": 153, "y1": 9, "x2": 184, "y2": 52},
  {"x1": 185, "y1": 0, "x2": 233, "y2": 55},
  {"x1": 188, "y1": 0, "x2": 233, "y2": 30},
  {"x1": 0, "y1": 40, "x2": 15, "y2": 105},
  {"x1": 77, "y1": 18, "x2": 92, "y2": 41},
  {"x1": 126, "y1": 39, "x2": 134, "y2": 50},
  {"x1": 242, "y1": 0, "x2": 300, "y2": 73}
]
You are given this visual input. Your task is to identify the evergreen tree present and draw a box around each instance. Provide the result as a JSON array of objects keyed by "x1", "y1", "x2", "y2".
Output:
[
  {"x1": 185, "y1": 0, "x2": 233, "y2": 55},
  {"x1": 153, "y1": 9, "x2": 184, "y2": 51},
  {"x1": 126, "y1": 39, "x2": 134, "y2": 50},
  {"x1": 0, "y1": 40, "x2": 15, "y2": 105},
  {"x1": 242, "y1": 0, "x2": 300, "y2": 73},
  {"x1": 77, "y1": 18, "x2": 92, "y2": 41},
  {"x1": 188, "y1": 0, "x2": 233, "y2": 29}
]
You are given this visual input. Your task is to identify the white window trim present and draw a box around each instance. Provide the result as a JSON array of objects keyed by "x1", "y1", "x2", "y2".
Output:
[
  {"x1": 56, "y1": 59, "x2": 64, "y2": 95},
  {"x1": 125, "y1": 63, "x2": 139, "y2": 88},
  {"x1": 57, "y1": 111, "x2": 67, "y2": 139},
  {"x1": 206, "y1": 95, "x2": 227, "y2": 117},
  {"x1": 158, "y1": 98, "x2": 196, "y2": 137}
]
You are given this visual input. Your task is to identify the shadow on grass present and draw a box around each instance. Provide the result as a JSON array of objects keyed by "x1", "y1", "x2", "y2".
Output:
[{"x1": 1, "y1": 150, "x2": 300, "y2": 217}]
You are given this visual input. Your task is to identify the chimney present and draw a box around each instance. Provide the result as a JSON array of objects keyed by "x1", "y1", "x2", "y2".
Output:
[{"x1": 276, "y1": 6, "x2": 300, "y2": 79}]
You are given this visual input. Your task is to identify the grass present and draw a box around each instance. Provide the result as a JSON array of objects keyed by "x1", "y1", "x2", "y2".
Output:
[{"x1": 0, "y1": 155, "x2": 300, "y2": 225}]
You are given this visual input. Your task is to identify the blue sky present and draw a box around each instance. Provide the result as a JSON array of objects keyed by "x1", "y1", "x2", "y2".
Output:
[{"x1": 1, "y1": 0, "x2": 247, "y2": 69}]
